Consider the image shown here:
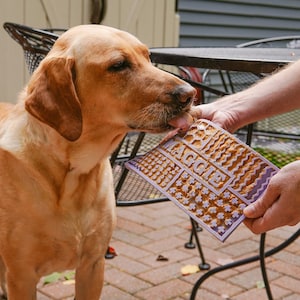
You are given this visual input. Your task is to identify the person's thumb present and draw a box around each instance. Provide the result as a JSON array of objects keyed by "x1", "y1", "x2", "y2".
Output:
[
  {"x1": 243, "y1": 199, "x2": 267, "y2": 218},
  {"x1": 189, "y1": 105, "x2": 202, "y2": 120},
  {"x1": 244, "y1": 178, "x2": 280, "y2": 219}
]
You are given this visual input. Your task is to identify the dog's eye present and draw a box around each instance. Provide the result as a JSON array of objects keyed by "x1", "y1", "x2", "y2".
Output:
[{"x1": 108, "y1": 60, "x2": 130, "y2": 72}]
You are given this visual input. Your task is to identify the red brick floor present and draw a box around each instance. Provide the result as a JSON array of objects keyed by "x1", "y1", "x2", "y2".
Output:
[{"x1": 16, "y1": 202, "x2": 300, "y2": 299}]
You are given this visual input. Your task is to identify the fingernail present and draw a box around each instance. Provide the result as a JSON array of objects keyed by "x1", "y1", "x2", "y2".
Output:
[{"x1": 243, "y1": 205, "x2": 253, "y2": 216}]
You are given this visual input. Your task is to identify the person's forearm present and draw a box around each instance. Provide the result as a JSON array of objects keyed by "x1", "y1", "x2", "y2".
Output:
[{"x1": 212, "y1": 59, "x2": 300, "y2": 130}]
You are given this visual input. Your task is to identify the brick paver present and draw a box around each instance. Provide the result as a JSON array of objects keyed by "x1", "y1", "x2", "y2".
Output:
[{"x1": 4, "y1": 201, "x2": 297, "y2": 300}]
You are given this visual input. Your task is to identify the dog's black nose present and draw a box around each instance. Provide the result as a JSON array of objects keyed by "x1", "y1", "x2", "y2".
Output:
[{"x1": 172, "y1": 84, "x2": 196, "y2": 107}]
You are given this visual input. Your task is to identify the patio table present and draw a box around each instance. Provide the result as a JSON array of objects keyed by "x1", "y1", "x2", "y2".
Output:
[
  {"x1": 150, "y1": 47, "x2": 300, "y2": 73},
  {"x1": 150, "y1": 46, "x2": 300, "y2": 300}
]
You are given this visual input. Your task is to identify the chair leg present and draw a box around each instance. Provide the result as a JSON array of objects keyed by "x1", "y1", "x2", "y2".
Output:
[
  {"x1": 184, "y1": 217, "x2": 203, "y2": 249},
  {"x1": 260, "y1": 233, "x2": 273, "y2": 300},
  {"x1": 190, "y1": 219, "x2": 210, "y2": 270},
  {"x1": 185, "y1": 218, "x2": 210, "y2": 270},
  {"x1": 184, "y1": 228, "x2": 196, "y2": 249}
]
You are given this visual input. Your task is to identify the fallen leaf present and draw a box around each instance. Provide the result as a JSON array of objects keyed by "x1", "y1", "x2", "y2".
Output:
[
  {"x1": 63, "y1": 279, "x2": 75, "y2": 285},
  {"x1": 105, "y1": 246, "x2": 118, "y2": 259},
  {"x1": 63, "y1": 270, "x2": 75, "y2": 280},
  {"x1": 256, "y1": 280, "x2": 265, "y2": 289},
  {"x1": 43, "y1": 272, "x2": 61, "y2": 285},
  {"x1": 156, "y1": 254, "x2": 169, "y2": 261},
  {"x1": 181, "y1": 264, "x2": 200, "y2": 276}
]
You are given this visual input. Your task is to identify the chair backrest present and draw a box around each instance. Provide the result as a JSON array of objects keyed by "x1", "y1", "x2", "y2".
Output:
[
  {"x1": 229, "y1": 35, "x2": 300, "y2": 94},
  {"x1": 3, "y1": 22, "x2": 60, "y2": 74},
  {"x1": 237, "y1": 35, "x2": 300, "y2": 49}
]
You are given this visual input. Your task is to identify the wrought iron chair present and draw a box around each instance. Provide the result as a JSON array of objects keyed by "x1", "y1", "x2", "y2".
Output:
[
  {"x1": 3, "y1": 22, "x2": 60, "y2": 74},
  {"x1": 3, "y1": 22, "x2": 210, "y2": 268}
]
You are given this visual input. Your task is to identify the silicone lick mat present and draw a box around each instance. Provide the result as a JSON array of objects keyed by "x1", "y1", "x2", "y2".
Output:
[{"x1": 125, "y1": 119, "x2": 279, "y2": 242}]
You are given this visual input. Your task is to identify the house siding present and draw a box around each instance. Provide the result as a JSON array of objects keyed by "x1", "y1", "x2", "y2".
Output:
[
  {"x1": 0, "y1": 0, "x2": 178, "y2": 103},
  {"x1": 178, "y1": 0, "x2": 300, "y2": 47}
]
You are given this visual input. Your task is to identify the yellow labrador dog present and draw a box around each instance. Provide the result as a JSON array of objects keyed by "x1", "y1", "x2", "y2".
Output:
[{"x1": 0, "y1": 25, "x2": 196, "y2": 299}]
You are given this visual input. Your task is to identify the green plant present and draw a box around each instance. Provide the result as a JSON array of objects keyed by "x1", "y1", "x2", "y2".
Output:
[{"x1": 254, "y1": 147, "x2": 300, "y2": 168}]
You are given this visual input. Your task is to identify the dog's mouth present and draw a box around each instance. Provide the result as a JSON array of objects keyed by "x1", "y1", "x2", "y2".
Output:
[
  {"x1": 167, "y1": 110, "x2": 195, "y2": 131},
  {"x1": 127, "y1": 102, "x2": 195, "y2": 134}
]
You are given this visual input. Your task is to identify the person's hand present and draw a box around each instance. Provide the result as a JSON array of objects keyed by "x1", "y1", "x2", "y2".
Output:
[
  {"x1": 243, "y1": 160, "x2": 300, "y2": 233},
  {"x1": 189, "y1": 97, "x2": 243, "y2": 133}
]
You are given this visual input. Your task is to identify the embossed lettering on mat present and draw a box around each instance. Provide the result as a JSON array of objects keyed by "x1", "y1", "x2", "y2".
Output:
[{"x1": 125, "y1": 119, "x2": 278, "y2": 241}]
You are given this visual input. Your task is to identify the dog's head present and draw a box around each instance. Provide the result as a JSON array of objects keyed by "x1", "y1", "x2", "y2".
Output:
[{"x1": 25, "y1": 25, "x2": 196, "y2": 141}]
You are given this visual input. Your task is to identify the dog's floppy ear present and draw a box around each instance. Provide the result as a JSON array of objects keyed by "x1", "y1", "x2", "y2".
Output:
[{"x1": 25, "y1": 57, "x2": 82, "y2": 141}]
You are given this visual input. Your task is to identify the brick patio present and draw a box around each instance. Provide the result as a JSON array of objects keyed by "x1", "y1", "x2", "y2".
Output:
[{"x1": 33, "y1": 201, "x2": 300, "y2": 300}]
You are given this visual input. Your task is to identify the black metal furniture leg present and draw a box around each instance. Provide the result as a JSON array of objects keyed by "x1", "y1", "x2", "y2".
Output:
[
  {"x1": 190, "y1": 228, "x2": 300, "y2": 300},
  {"x1": 185, "y1": 217, "x2": 203, "y2": 249},
  {"x1": 260, "y1": 233, "x2": 273, "y2": 300},
  {"x1": 190, "y1": 219, "x2": 210, "y2": 271},
  {"x1": 185, "y1": 227, "x2": 196, "y2": 249}
]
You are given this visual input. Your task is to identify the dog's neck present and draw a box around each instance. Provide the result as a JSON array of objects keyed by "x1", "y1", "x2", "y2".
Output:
[
  {"x1": 26, "y1": 117, "x2": 125, "y2": 174},
  {"x1": 1, "y1": 102, "x2": 125, "y2": 174},
  {"x1": 66, "y1": 132, "x2": 125, "y2": 173}
]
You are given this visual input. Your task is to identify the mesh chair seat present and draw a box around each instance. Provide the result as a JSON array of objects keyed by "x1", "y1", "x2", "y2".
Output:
[{"x1": 111, "y1": 132, "x2": 167, "y2": 206}]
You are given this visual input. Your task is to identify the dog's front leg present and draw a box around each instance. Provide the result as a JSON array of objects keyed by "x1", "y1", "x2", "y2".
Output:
[
  {"x1": 6, "y1": 270, "x2": 38, "y2": 300},
  {"x1": 75, "y1": 257, "x2": 105, "y2": 300},
  {"x1": 0, "y1": 257, "x2": 7, "y2": 299}
]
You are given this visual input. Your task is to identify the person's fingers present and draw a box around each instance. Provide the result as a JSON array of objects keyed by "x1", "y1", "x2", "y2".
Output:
[
  {"x1": 244, "y1": 162, "x2": 300, "y2": 233},
  {"x1": 189, "y1": 105, "x2": 203, "y2": 120},
  {"x1": 243, "y1": 179, "x2": 281, "y2": 234},
  {"x1": 243, "y1": 217, "x2": 264, "y2": 234},
  {"x1": 243, "y1": 200, "x2": 266, "y2": 218},
  {"x1": 243, "y1": 179, "x2": 280, "y2": 218},
  {"x1": 243, "y1": 200, "x2": 287, "y2": 234},
  {"x1": 243, "y1": 217, "x2": 273, "y2": 234}
]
